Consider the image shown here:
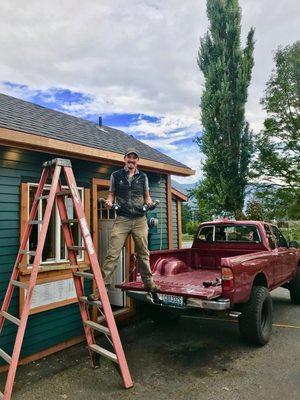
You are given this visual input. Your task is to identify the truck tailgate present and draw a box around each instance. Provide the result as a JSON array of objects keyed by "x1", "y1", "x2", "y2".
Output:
[{"x1": 116, "y1": 269, "x2": 222, "y2": 300}]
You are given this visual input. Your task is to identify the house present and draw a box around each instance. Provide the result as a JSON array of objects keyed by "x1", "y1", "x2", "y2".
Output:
[{"x1": 0, "y1": 93, "x2": 193, "y2": 367}]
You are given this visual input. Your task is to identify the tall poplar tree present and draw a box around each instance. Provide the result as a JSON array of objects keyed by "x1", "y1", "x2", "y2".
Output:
[{"x1": 195, "y1": 0, "x2": 254, "y2": 216}]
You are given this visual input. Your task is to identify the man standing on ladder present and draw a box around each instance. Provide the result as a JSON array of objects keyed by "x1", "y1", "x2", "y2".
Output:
[{"x1": 88, "y1": 148, "x2": 159, "y2": 301}]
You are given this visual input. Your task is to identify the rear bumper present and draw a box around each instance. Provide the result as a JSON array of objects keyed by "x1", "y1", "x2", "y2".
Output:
[{"x1": 127, "y1": 290, "x2": 230, "y2": 311}]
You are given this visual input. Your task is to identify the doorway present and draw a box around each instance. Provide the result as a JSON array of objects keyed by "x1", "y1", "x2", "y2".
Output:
[{"x1": 92, "y1": 178, "x2": 134, "y2": 319}]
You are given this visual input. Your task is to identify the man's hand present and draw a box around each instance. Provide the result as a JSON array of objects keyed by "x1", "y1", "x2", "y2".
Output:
[
  {"x1": 104, "y1": 200, "x2": 113, "y2": 209},
  {"x1": 144, "y1": 196, "x2": 154, "y2": 207}
]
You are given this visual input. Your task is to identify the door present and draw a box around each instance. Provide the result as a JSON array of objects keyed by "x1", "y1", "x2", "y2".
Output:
[
  {"x1": 98, "y1": 189, "x2": 125, "y2": 307},
  {"x1": 271, "y1": 225, "x2": 295, "y2": 282},
  {"x1": 263, "y1": 224, "x2": 283, "y2": 285}
]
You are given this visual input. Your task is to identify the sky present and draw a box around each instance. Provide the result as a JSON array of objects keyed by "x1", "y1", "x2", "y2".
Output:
[{"x1": 0, "y1": 0, "x2": 299, "y2": 184}]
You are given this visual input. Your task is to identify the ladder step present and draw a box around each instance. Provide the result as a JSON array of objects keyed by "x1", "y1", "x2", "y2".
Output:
[
  {"x1": 84, "y1": 320, "x2": 110, "y2": 335},
  {"x1": 19, "y1": 250, "x2": 36, "y2": 256},
  {"x1": 61, "y1": 219, "x2": 79, "y2": 224},
  {"x1": 0, "y1": 311, "x2": 20, "y2": 326},
  {"x1": 11, "y1": 280, "x2": 29, "y2": 290},
  {"x1": 68, "y1": 246, "x2": 85, "y2": 251},
  {"x1": 28, "y1": 220, "x2": 43, "y2": 225},
  {"x1": 79, "y1": 296, "x2": 102, "y2": 307},
  {"x1": 56, "y1": 190, "x2": 71, "y2": 196},
  {"x1": 89, "y1": 344, "x2": 118, "y2": 363},
  {"x1": 74, "y1": 271, "x2": 94, "y2": 279},
  {"x1": 0, "y1": 348, "x2": 12, "y2": 364},
  {"x1": 36, "y1": 195, "x2": 49, "y2": 200}
]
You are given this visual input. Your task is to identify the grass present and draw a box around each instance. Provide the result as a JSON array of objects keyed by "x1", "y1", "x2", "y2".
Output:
[
  {"x1": 182, "y1": 233, "x2": 194, "y2": 241},
  {"x1": 281, "y1": 226, "x2": 300, "y2": 244}
]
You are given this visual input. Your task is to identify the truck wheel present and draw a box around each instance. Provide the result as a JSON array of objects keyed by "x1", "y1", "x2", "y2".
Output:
[
  {"x1": 238, "y1": 286, "x2": 273, "y2": 346},
  {"x1": 147, "y1": 306, "x2": 180, "y2": 325},
  {"x1": 290, "y1": 267, "x2": 300, "y2": 304}
]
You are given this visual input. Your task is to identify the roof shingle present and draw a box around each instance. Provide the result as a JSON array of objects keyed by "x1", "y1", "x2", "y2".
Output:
[{"x1": 0, "y1": 93, "x2": 190, "y2": 170}]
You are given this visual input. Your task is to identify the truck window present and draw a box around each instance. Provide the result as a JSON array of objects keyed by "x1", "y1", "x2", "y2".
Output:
[
  {"x1": 264, "y1": 225, "x2": 276, "y2": 250},
  {"x1": 198, "y1": 225, "x2": 261, "y2": 243},
  {"x1": 271, "y1": 225, "x2": 288, "y2": 248},
  {"x1": 198, "y1": 226, "x2": 214, "y2": 241}
]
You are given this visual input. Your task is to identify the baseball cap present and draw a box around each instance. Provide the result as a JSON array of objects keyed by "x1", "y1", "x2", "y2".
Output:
[{"x1": 124, "y1": 148, "x2": 139, "y2": 158}]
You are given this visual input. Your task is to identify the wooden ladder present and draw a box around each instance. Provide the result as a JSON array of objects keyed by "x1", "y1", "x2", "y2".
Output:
[{"x1": 0, "y1": 158, "x2": 133, "y2": 399}]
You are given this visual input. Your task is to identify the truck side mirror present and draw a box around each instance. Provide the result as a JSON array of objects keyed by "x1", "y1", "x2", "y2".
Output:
[{"x1": 289, "y1": 241, "x2": 299, "y2": 249}]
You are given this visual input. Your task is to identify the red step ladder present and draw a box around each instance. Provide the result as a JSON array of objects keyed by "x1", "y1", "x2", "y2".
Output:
[{"x1": 0, "y1": 158, "x2": 133, "y2": 399}]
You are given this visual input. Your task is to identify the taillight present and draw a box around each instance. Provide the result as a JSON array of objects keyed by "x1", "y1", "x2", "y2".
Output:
[{"x1": 221, "y1": 267, "x2": 234, "y2": 291}]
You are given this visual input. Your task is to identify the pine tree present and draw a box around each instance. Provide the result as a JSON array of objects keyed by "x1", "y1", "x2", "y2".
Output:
[{"x1": 195, "y1": 0, "x2": 254, "y2": 216}]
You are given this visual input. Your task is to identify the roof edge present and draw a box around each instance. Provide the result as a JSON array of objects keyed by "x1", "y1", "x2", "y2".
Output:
[
  {"x1": 0, "y1": 127, "x2": 195, "y2": 177},
  {"x1": 171, "y1": 187, "x2": 188, "y2": 201}
]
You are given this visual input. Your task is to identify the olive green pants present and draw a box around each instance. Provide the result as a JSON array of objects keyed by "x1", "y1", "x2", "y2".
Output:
[{"x1": 102, "y1": 215, "x2": 153, "y2": 287}]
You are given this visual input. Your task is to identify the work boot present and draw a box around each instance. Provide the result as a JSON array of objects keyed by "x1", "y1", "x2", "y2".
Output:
[{"x1": 87, "y1": 283, "x2": 110, "y2": 301}]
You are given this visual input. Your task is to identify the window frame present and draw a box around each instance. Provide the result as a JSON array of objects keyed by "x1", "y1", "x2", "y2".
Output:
[
  {"x1": 270, "y1": 225, "x2": 288, "y2": 248},
  {"x1": 26, "y1": 182, "x2": 85, "y2": 265}
]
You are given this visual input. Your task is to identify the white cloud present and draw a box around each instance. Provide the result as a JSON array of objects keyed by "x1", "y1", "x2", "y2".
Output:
[{"x1": 0, "y1": 0, "x2": 299, "y2": 182}]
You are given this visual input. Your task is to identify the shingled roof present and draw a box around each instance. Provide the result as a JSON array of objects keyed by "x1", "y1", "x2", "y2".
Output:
[{"x1": 0, "y1": 93, "x2": 192, "y2": 172}]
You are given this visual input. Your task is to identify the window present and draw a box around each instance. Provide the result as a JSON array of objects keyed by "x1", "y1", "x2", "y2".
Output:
[
  {"x1": 264, "y1": 225, "x2": 276, "y2": 250},
  {"x1": 27, "y1": 184, "x2": 84, "y2": 265},
  {"x1": 197, "y1": 224, "x2": 261, "y2": 243},
  {"x1": 271, "y1": 225, "x2": 288, "y2": 248},
  {"x1": 198, "y1": 226, "x2": 214, "y2": 241}
]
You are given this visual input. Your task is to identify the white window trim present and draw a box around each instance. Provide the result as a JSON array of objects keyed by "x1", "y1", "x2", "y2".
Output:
[{"x1": 28, "y1": 183, "x2": 84, "y2": 265}]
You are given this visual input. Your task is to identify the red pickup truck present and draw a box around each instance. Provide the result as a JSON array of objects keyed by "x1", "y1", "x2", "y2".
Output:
[{"x1": 118, "y1": 220, "x2": 300, "y2": 346}]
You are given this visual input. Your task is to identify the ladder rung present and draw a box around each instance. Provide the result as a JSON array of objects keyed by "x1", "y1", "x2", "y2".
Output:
[
  {"x1": 0, "y1": 311, "x2": 20, "y2": 326},
  {"x1": 89, "y1": 344, "x2": 118, "y2": 363},
  {"x1": 11, "y1": 280, "x2": 29, "y2": 290},
  {"x1": 36, "y1": 195, "x2": 49, "y2": 200},
  {"x1": 61, "y1": 219, "x2": 79, "y2": 224},
  {"x1": 74, "y1": 271, "x2": 94, "y2": 279},
  {"x1": 0, "y1": 348, "x2": 12, "y2": 364},
  {"x1": 28, "y1": 220, "x2": 43, "y2": 225},
  {"x1": 68, "y1": 246, "x2": 85, "y2": 251},
  {"x1": 56, "y1": 190, "x2": 71, "y2": 196},
  {"x1": 19, "y1": 250, "x2": 36, "y2": 256},
  {"x1": 84, "y1": 320, "x2": 110, "y2": 335},
  {"x1": 79, "y1": 296, "x2": 102, "y2": 307}
]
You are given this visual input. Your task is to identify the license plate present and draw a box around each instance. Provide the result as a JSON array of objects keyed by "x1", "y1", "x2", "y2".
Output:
[{"x1": 159, "y1": 294, "x2": 184, "y2": 307}]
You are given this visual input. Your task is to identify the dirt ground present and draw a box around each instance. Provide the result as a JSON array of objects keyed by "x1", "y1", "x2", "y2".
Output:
[{"x1": 1, "y1": 287, "x2": 300, "y2": 400}]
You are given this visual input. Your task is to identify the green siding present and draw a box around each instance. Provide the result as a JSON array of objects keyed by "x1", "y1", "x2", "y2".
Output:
[
  {"x1": 147, "y1": 173, "x2": 169, "y2": 251},
  {"x1": 0, "y1": 145, "x2": 176, "y2": 362},
  {"x1": 172, "y1": 199, "x2": 178, "y2": 249}
]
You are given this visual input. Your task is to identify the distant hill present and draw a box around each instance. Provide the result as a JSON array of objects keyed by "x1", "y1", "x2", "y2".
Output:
[
  {"x1": 172, "y1": 180, "x2": 198, "y2": 209},
  {"x1": 171, "y1": 181, "x2": 196, "y2": 195}
]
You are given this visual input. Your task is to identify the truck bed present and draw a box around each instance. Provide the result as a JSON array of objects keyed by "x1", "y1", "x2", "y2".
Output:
[
  {"x1": 117, "y1": 244, "x2": 266, "y2": 301},
  {"x1": 118, "y1": 269, "x2": 222, "y2": 299}
]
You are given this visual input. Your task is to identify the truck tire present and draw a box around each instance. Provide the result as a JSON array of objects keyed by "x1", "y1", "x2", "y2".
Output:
[
  {"x1": 147, "y1": 306, "x2": 180, "y2": 325},
  {"x1": 238, "y1": 286, "x2": 273, "y2": 346},
  {"x1": 290, "y1": 267, "x2": 300, "y2": 304}
]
